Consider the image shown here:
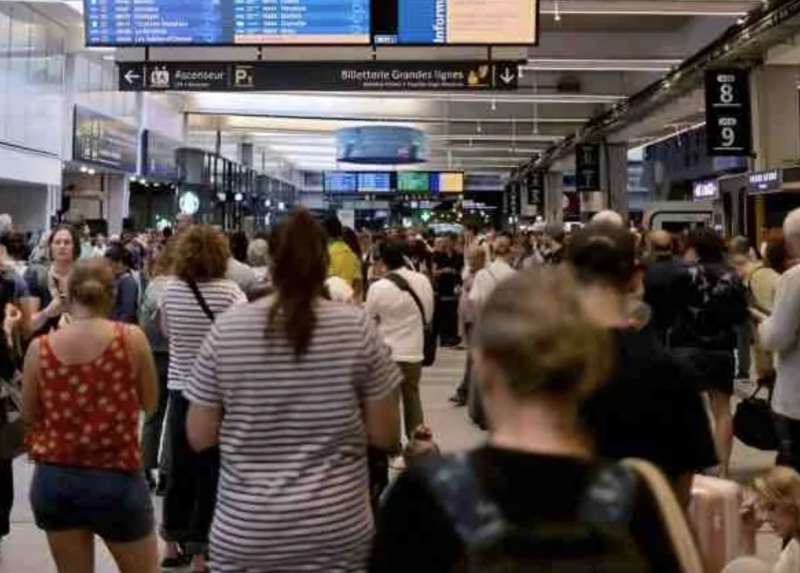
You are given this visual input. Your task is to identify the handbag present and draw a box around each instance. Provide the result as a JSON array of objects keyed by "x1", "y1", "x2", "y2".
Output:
[
  {"x1": 384, "y1": 273, "x2": 436, "y2": 367},
  {"x1": 733, "y1": 381, "x2": 778, "y2": 451},
  {"x1": 0, "y1": 371, "x2": 25, "y2": 460}
]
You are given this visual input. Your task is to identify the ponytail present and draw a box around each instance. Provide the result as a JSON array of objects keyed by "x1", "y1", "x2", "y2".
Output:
[{"x1": 266, "y1": 209, "x2": 329, "y2": 358}]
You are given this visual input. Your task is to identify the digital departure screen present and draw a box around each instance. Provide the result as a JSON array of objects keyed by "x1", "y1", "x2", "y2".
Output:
[
  {"x1": 373, "y1": 0, "x2": 538, "y2": 45},
  {"x1": 84, "y1": 0, "x2": 535, "y2": 46},
  {"x1": 431, "y1": 171, "x2": 464, "y2": 194},
  {"x1": 358, "y1": 172, "x2": 392, "y2": 193},
  {"x1": 324, "y1": 171, "x2": 359, "y2": 194},
  {"x1": 397, "y1": 172, "x2": 430, "y2": 193},
  {"x1": 84, "y1": 0, "x2": 371, "y2": 46}
]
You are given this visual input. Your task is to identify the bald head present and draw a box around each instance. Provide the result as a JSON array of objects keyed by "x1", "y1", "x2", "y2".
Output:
[
  {"x1": 649, "y1": 230, "x2": 673, "y2": 253},
  {"x1": 591, "y1": 210, "x2": 625, "y2": 228}
]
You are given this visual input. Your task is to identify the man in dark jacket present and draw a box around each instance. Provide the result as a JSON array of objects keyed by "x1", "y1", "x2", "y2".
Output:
[{"x1": 643, "y1": 230, "x2": 688, "y2": 345}]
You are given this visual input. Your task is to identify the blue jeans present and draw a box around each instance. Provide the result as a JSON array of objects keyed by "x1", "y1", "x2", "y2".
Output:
[{"x1": 30, "y1": 464, "x2": 154, "y2": 543}]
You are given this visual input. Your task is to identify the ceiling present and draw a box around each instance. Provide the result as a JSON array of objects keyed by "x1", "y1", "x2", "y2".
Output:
[
  {"x1": 174, "y1": 1, "x2": 761, "y2": 175},
  {"x1": 40, "y1": 0, "x2": 745, "y2": 176}
]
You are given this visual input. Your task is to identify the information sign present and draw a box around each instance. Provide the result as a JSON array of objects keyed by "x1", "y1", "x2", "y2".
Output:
[
  {"x1": 73, "y1": 106, "x2": 138, "y2": 173},
  {"x1": 575, "y1": 144, "x2": 601, "y2": 192},
  {"x1": 705, "y1": 69, "x2": 753, "y2": 157},
  {"x1": 119, "y1": 61, "x2": 519, "y2": 92}
]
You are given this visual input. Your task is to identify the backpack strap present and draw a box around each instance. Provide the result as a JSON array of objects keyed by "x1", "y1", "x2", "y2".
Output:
[
  {"x1": 420, "y1": 454, "x2": 640, "y2": 547},
  {"x1": 418, "y1": 453, "x2": 506, "y2": 547},
  {"x1": 185, "y1": 280, "x2": 215, "y2": 322},
  {"x1": 384, "y1": 273, "x2": 429, "y2": 328}
]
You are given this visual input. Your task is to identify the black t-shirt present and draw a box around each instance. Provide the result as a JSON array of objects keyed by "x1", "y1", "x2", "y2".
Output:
[
  {"x1": 643, "y1": 256, "x2": 689, "y2": 342},
  {"x1": 370, "y1": 446, "x2": 679, "y2": 573},
  {"x1": 432, "y1": 251, "x2": 463, "y2": 298},
  {"x1": 581, "y1": 328, "x2": 718, "y2": 479}
]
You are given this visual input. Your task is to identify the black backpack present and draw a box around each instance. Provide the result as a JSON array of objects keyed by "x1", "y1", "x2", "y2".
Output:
[
  {"x1": 672, "y1": 263, "x2": 748, "y2": 350},
  {"x1": 420, "y1": 454, "x2": 651, "y2": 573}
]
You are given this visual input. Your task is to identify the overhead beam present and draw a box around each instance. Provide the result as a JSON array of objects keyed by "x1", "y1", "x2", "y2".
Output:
[{"x1": 539, "y1": 1, "x2": 753, "y2": 16}]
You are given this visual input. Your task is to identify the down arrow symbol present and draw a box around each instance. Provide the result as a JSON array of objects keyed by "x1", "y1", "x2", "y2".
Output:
[{"x1": 499, "y1": 67, "x2": 516, "y2": 85}]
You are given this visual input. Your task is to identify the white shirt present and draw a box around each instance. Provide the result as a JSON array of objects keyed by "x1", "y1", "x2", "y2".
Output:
[
  {"x1": 775, "y1": 539, "x2": 800, "y2": 573},
  {"x1": 366, "y1": 268, "x2": 434, "y2": 363},
  {"x1": 760, "y1": 265, "x2": 800, "y2": 420},
  {"x1": 469, "y1": 259, "x2": 515, "y2": 308}
]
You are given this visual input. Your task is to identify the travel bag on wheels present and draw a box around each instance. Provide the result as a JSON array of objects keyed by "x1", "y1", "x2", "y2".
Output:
[{"x1": 688, "y1": 474, "x2": 755, "y2": 573}]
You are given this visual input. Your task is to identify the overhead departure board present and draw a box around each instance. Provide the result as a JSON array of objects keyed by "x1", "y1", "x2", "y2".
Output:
[
  {"x1": 84, "y1": 0, "x2": 371, "y2": 46},
  {"x1": 374, "y1": 0, "x2": 538, "y2": 45},
  {"x1": 358, "y1": 172, "x2": 392, "y2": 193},
  {"x1": 85, "y1": 0, "x2": 535, "y2": 46}
]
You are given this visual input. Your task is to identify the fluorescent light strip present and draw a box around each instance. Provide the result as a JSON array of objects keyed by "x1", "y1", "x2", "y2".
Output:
[
  {"x1": 270, "y1": 92, "x2": 626, "y2": 104},
  {"x1": 207, "y1": 114, "x2": 590, "y2": 125},
  {"x1": 524, "y1": 59, "x2": 681, "y2": 72}
]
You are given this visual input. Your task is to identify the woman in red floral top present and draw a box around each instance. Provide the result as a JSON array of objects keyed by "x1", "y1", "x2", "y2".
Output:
[{"x1": 21, "y1": 258, "x2": 159, "y2": 573}]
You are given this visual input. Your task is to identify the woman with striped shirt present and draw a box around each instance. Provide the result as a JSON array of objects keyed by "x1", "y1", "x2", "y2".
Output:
[
  {"x1": 186, "y1": 209, "x2": 401, "y2": 573},
  {"x1": 159, "y1": 225, "x2": 246, "y2": 573}
]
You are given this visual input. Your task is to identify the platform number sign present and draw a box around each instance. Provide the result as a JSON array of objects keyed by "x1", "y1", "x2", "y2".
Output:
[
  {"x1": 705, "y1": 69, "x2": 752, "y2": 157},
  {"x1": 576, "y1": 144, "x2": 601, "y2": 192}
]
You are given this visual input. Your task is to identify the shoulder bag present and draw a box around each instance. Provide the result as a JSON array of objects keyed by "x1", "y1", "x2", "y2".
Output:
[
  {"x1": 186, "y1": 279, "x2": 216, "y2": 321},
  {"x1": 384, "y1": 273, "x2": 436, "y2": 367},
  {"x1": 0, "y1": 370, "x2": 24, "y2": 460}
]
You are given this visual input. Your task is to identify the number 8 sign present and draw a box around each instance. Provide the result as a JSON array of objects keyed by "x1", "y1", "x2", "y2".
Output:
[{"x1": 705, "y1": 69, "x2": 752, "y2": 157}]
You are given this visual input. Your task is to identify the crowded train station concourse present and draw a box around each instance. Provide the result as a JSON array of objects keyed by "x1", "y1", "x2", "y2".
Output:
[{"x1": 5, "y1": 0, "x2": 800, "y2": 571}]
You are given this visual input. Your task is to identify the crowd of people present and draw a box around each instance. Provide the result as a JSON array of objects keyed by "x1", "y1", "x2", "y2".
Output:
[{"x1": 0, "y1": 207, "x2": 798, "y2": 572}]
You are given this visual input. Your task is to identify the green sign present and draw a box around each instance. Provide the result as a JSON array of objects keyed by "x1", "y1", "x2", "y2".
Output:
[{"x1": 398, "y1": 172, "x2": 429, "y2": 192}]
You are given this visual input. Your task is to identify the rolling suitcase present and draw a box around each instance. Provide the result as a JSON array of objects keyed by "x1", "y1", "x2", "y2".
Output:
[{"x1": 688, "y1": 474, "x2": 755, "y2": 573}]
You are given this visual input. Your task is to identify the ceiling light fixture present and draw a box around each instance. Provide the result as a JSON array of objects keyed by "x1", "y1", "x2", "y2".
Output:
[{"x1": 554, "y1": 0, "x2": 562, "y2": 21}]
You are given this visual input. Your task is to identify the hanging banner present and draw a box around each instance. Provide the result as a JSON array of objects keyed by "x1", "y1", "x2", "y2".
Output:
[
  {"x1": 705, "y1": 69, "x2": 753, "y2": 157},
  {"x1": 119, "y1": 60, "x2": 520, "y2": 92}
]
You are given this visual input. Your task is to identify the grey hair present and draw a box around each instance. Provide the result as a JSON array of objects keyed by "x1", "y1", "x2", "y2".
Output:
[
  {"x1": 247, "y1": 238, "x2": 270, "y2": 267},
  {"x1": 784, "y1": 208, "x2": 800, "y2": 239}
]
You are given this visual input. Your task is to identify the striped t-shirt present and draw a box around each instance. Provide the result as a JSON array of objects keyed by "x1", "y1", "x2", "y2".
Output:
[
  {"x1": 160, "y1": 278, "x2": 246, "y2": 391},
  {"x1": 185, "y1": 297, "x2": 401, "y2": 573}
]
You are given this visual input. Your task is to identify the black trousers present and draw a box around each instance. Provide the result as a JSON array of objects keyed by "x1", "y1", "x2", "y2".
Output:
[
  {"x1": 141, "y1": 352, "x2": 170, "y2": 472},
  {"x1": 455, "y1": 323, "x2": 473, "y2": 400},
  {"x1": 161, "y1": 391, "x2": 219, "y2": 555},
  {"x1": 775, "y1": 413, "x2": 800, "y2": 472},
  {"x1": 434, "y1": 297, "x2": 459, "y2": 346},
  {"x1": 0, "y1": 458, "x2": 12, "y2": 538}
]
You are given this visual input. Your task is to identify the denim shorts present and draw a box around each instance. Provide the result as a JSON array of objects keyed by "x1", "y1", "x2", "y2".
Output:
[{"x1": 30, "y1": 464, "x2": 154, "y2": 543}]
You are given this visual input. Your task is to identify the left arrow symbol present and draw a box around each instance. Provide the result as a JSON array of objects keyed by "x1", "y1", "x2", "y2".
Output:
[{"x1": 124, "y1": 69, "x2": 141, "y2": 85}]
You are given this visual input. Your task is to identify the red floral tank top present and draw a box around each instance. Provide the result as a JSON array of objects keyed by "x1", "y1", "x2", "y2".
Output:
[{"x1": 28, "y1": 323, "x2": 142, "y2": 472}]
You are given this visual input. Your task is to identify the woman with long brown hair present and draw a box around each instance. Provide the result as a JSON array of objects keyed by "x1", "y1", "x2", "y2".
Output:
[
  {"x1": 159, "y1": 226, "x2": 246, "y2": 573},
  {"x1": 186, "y1": 209, "x2": 400, "y2": 573}
]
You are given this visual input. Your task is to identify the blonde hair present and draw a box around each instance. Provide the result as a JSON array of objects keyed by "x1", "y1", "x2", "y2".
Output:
[
  {"x1": 67, "y1": 257, "x2": 115, "y2": 315},
  {"x1": 755, "y1": 466, "x2": 800, "y2": 511},
  {"x1": 475, "y1": 266, "x2": 612, "y2": 399}
]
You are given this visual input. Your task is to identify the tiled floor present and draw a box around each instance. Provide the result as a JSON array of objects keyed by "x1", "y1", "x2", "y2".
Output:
[{"x1": 0, "y1": 350, "x2": 783, "y2": 571}]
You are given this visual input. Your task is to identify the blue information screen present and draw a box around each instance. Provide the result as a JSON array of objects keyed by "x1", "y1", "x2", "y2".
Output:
[
  {"x1": 358, "y1": 172, "x2": 392, "y2": 193},
  {"x1": 84, "y1": 0, "x2": 371, "y2": 46},
  {"x1": 324, "y1": 172, "x2": 358, "y2": 194}
]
